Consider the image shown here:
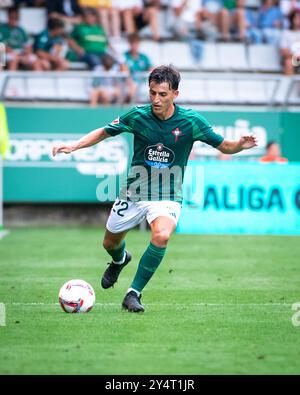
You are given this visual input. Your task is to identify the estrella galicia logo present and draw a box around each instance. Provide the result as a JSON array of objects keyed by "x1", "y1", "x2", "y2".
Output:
[{"x1": 144, "y1": 143, "x2": 175, "y2": 169}]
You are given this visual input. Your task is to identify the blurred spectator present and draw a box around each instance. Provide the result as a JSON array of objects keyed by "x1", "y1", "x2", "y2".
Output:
[
  {"x1": 202, "y1": 0, "x2": 223, "y2": 40},
  {"x1": 117, "y1": 0, "x2": 161, "y2": 41},
  {"x1": 98, "y1": 1, "x2": 121, "y2": 39},
  {"x1": 34, "y1": 17, "x2": 69, "y2": 70},
  {"x1": 254, "y1": 0, "x2": 284, "y2": 44},
  {"x1": 123, "y1": 32, "x2": 152, "y2": 100},
  {"x1": 0, "y1": 7, "x2": 46, "y2": 70},
  {"x1": 67, "y1": 7, "x2": 109, "y2": 69},
  {"x1": 46, "y1": 0, "x2": 83, "y2": 30},
  {"x1": 280, "y1": 9, "x2": 300, "y2": 75},
  {"x1": 259, "y1": 141, "x2": 288, "y2": 163},
  {"x1": 89, "y1": 53, "x2": 131, "y2": 106},
  {"x1": 280, "y1": 0, "x2": 300, "y2": 28},
  {"x1": 124, "y1": 32, "x2": 152, "y2": 75},
  {"x1": 78, "y1": 0, "x2": 121, "y2": 39},
  {"x1": 219, "y1": 0, "x2": 247, "y2": 41},
  {"x1": 170, "y1": 0, "x2": 204, "y2": 39}
]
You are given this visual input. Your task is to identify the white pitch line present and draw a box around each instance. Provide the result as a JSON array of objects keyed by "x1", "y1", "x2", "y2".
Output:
[
  {"x1": 0, "y1": 230, "x2": 9, "y2": 239},
  {"x1": 5, "y1": 302, "x2": 291, "y2": 307},
  {"x1": 0, "y1": 303, "x2": 6, "y2": 326}
]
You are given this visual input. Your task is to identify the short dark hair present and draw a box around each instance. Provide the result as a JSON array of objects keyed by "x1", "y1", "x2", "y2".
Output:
[
  {"x1": 48, "y1": 17, "x2": 65, "y2": 31},
  {"x1": 101, "y1": 53, "x2": 116, "y2": 68},
  {"x1": 289, "y1": 10, "x2": 300, "y2": 30},
  {"x1": 148, "y1": 65, "x2": 181, "y2": 90},
  {"x1": 8, "y1": 7, "x2": 19, "y2": 17},
  {"x1": 82, "y1": 7, "x2": 98, "y2": 18},
  {"x1": 128, "y1": 32, "x2": 140, "y2": 44}
]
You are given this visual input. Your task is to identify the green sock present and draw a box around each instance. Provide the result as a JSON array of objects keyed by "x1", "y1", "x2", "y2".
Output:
[
  {"x1": 106, "y1": 240, "x2": 126, "y2": 263},
  {"x1": 131, "y1": 243, "x2": 166, "y2": 292}
]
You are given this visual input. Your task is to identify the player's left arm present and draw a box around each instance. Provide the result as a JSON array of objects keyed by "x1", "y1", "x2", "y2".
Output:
[
  {"x1": 217, "y1": 135, "x2": 258, "y2": 154},
  {"x1": 192, "y1": 113, "x2": 257, "y2": 153}
]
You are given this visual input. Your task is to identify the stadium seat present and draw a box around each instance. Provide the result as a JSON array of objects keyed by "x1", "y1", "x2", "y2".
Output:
[
  {"x1": 111, "y1": 38, "x2": 129, "y2": 60},
  {"x1": 68, "y1": 62, "x2": 88, "y2": 71},
  {"x1": 161, "y1": 41, "x2": 198, "y2": 70},
  {"x1": 26, "y1": 77, "x2": 57, "y2": 100},
  {"x1": 19, "y1": 7, "x2": 47, "y2": 36},
  {"x1": 236, "y1": 80, "x2": 270, "y2": 104},
  {"x1": 176, "y1": 78, "x2": 208, "y2": 103},
  {"x1": 199, "y1": 42, "x2": 220, "y2": 71},
  {"x1": 206, "y1": 79, "x2": 238, "y2": 103},
  {"x1": 136, "y1": 78, "x2": 150, "y2": 103},
  {"x1": 248, "y1": 44, "x2": 282, "y2": 73},
  {"x1": 57, "y1": 78, "x2": 89, "y2": 101},
  {"x1": 218, "y1": 43, "x2": 249, "y2": 71},
  {"x1": 139, "y1": 40, "x2": 162, "y2": 67},
  {"x1": 3, "y1": 77, "x2": 26, "y2": 99}
]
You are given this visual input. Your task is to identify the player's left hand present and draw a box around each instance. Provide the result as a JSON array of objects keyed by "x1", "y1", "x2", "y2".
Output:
[{"x1": 239, "y1": 135, "x2": 258, "y2": 150}]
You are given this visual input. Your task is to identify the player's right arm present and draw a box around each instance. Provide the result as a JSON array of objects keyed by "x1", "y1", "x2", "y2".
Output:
[
  {"x1": 52, "y1": 127, "x2": 110, "y2": 157},
  {"x1": 52, "y1": 107, "x2": 137, "y2": 157}
]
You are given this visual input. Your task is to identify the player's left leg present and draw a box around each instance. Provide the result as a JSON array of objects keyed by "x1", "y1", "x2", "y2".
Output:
[{"x1": 122, "y1": 201, "x2": 181, "y2": 313}]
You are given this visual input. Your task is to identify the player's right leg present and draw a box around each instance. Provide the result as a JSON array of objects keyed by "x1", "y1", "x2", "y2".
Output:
[
  {"x1": 101, "y1": 198, "x2": 144, "y2": 289},
  {"x1": 101, "y1": 228, "x2": 131, "y2": 289}
]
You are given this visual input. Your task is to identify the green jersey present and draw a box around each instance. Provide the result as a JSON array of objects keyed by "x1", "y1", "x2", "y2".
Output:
[
  {"x1": 0, "y1": 23, "x2": 28, "y2": 50},
  {"x1": 71, "y1": 23, "x2": 108, "y2": 54},
  {"x1": 223, "y1": 0, "x2": 237, "y2": 10},
  {"x1": 124, "y1": 51, "x2": 152, "y2": 82},
  {"x1": 104, "y1": 104, "x2": 224, "y2": 202},
  {"x1": 34, "y1": 29, "x2": 63, "y2": 52}
]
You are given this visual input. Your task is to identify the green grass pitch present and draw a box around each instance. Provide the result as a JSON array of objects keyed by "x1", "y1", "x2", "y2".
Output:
[{"x1": 0, "y1": 227, "x2": 300, "y2": 374}]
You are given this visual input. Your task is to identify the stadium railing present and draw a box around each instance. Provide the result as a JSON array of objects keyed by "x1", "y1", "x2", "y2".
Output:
[{"x1": 1, "y1": 71, "x2": 299, "y2": 107}]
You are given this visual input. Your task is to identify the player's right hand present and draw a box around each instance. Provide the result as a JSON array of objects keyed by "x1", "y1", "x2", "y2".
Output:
[{"x1": 52, "y1": 145, "x2": 74, "y2": 157}]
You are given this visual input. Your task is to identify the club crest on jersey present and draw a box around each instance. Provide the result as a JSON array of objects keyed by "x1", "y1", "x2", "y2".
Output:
[
  {"x1": 171, "y1": 128, "x2": 182, "y2": 142},
  {"x1": 111, "y1": 117, "x2": 120, "y2": 125},
  {"x1": 144, "y1": 143, "x2": 175, "y2": 169}
]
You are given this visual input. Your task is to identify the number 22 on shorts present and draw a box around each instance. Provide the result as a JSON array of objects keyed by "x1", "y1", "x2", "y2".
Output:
[{"x1": 112, "y1": 198, "x2": 129, "y2": 217}]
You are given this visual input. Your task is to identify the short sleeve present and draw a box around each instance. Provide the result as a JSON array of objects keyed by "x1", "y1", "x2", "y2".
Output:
[
  {"x1": 192, "y1": 112, "x2": 224, "y2": 148},
  {"x1": 34, "y1": 33, "x2": 47, "y2": 51},
  {"x1": 104, "y1": 107, "x2": 138, "y2": 136}
]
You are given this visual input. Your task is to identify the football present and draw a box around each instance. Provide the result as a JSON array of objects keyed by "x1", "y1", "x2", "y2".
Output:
[{"x1": 59, "y1": 279, "x2": 95, "y2": 313}]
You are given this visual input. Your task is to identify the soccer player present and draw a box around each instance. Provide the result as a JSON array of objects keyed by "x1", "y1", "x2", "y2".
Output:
[{"x1": 52, "y1": 65, "x2": 257, "y2": 313}]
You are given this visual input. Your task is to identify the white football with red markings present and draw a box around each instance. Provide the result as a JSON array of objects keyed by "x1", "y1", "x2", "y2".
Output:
[{"x1": 59, "y1": 279, "x2": 95, "y2": 313}]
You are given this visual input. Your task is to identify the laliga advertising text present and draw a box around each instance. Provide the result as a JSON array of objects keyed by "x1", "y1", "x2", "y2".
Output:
[{"x1": 105, "y1": 379, "x2": 195, "y2": 392}]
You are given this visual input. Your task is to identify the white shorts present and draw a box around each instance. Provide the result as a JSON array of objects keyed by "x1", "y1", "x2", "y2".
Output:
[{"x1": 106, "y1": 198, "x2": 181, "y2": 234}]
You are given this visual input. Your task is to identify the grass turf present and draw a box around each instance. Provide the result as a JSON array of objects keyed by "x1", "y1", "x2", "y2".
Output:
[{"x1": 0, "y1": 227, "x2": 300, "y2": 374}]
